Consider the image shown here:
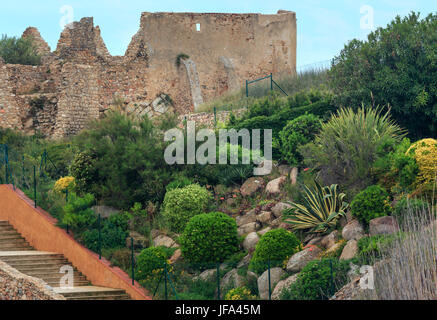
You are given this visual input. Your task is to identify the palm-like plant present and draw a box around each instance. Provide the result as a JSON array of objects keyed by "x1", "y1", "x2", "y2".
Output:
[{"x1": 283, "y1": 181, "x2": 349, "y2": 234}]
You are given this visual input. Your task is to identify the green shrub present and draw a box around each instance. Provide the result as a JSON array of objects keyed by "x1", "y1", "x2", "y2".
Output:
[
  {"x1": 351, "y1": 185, "x2": 392, "y2": 226},
  {"x1": 0, "y1": 34, "x2": 41, "y2": 65},
  {"x1": 357, "y1": 234, "x2": 399, "y2": 265},
  {"x1": 162, "y1": 184, "x2": 212, "y2": 233},
  {"x1": 82, "y1": 213, "x2": 129, "y2": 252},
  {"x1": 249, "y1": 229, "x2": 301, "y2": 274},
  {"x1": 329, "y1": 12, "x2": 437, "y2": 139},
  {"x1": 69, "y1": 151, "x2": 98, "y2": 194},
  {"x1": 300, "y1": 107, "x2": 404, "y2": 195},
  {"x1": 61, "y1": 193, "x2": 96, "y2": 232},
  {"x1": 136, "y1": 247, "x2": 169, "y2": 280},
  {"x1": 393, "y1": 197, "x2": 430, "y2": 227},
  {"x1": 373, "y1": 138, "x2": 419, "y2": 194},
  {"x1": 277, "y1": 114, "x2": 322, "y2": 165},
  {"x1": 166, "y1": 176, "x2": 193, "y2": 192},
  {"x1": 72, "y1": 112, "x2": 173, "y2": 209},
  {"x1": 229, "y1": 91, "x2": 337, "y2": 159},
  {"x1": 179, "y1": 212, "x2": 239, "y2": 267},
  {"x1": 280, "y1": 258, "x2": 350, "y2": 300}
]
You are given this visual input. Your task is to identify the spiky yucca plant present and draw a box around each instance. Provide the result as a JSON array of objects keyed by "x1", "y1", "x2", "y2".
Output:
[{"x1": 283, "y1": 181, "x2": 349, "y2": 234}]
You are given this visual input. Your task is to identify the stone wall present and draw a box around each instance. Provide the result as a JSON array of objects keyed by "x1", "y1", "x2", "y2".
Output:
[
  {"x1": 178, "y1": 108, "x2": 246, "y2": 128},
  {"x1": 0, "y1": 10, "x2": 296, "y2": 138},
  {"x1": 0, "y1": 260, "x2": 65, "y2": 300}
]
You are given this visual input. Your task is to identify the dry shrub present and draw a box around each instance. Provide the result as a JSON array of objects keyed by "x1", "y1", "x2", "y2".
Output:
[{"x1": 364, "y1": 199, "x2": 437, "y2": 300}]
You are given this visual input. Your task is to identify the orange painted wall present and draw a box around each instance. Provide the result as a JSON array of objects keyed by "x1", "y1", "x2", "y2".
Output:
[{"x1": 0, "y1": 185, "x2": 151, "y2": 300}]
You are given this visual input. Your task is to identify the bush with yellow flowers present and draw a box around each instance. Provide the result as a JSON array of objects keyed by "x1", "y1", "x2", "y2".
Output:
[
  {"x1": 407, "y1": 138, "x2": 437, "y2": 195},
  {"x1": 53, "y1": 176, "x2": 75, "y2": 193},
  {"x1": 224, "y1": 287, "x2": 256, "y2": 300}
]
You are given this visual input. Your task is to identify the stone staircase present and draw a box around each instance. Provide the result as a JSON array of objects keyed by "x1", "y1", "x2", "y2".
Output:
[{"x1": 0, "y1": 221, "x2": 130, "y2": 300}]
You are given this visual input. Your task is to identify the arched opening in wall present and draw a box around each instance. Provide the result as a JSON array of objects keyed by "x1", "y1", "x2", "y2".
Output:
[{"x1": 196, "y1": 23, "x2": 201, "y2": 32}]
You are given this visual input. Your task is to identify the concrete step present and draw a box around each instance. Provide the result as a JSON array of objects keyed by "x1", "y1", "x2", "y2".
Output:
[
  {"x1": 0, "y1": 242, "x2": 32, "y2": 251},
  {"x1": 46, "y1": 281, "x2": 91, "y2": 288},
  {"x1": 17, "y1": 269, "x2": 86, "y2": 278},
  {"x1": 0, "y1": 238, "x2": 27, "y2": 244},
  {"x1": 0, "y1": 222, "x2": 132, "y2": 299},
  {"x1": 0, "y1": 227, "x2": 18, "y2": 233},
  {"x1": 0, "y1": 235, "x2": 25, "y2": 241},
  {"x1": 0, "y1": 229, "x2": 22, "y2": 235},
  {"x1": 0, "y1": 252, "x2": 64, "y2": 261},
  {"x1": 67, "y1": 294, "x2": 130, "y2": 300},
  {"x1": 55, "y1": 286, "x2": 130, "y2": 300},
  {"x1": 9, "y1": 264, "x2": 76, "y2": 272},
  {"x1": 34, "y1": 276, "x2": 89, "y2": 285},
  {"x1": 4, "y1": 259, "x2": 71, "y2": 267},
  {"x1": 0, "y1": 244, "x2": 33, "y2": 251}
]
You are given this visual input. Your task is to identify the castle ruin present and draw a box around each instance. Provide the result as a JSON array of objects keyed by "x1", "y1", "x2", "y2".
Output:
[{"x1": 0, "y1": 10, "x2": 296, "y2": 137}]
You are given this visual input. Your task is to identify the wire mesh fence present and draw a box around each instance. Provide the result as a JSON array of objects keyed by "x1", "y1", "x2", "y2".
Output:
[
  {"x1": 136, "y1": 258, "x2": 340, "y2": 301},
  {"x1": 1, "y1": 144, "x2": 343, "y2": 300}
]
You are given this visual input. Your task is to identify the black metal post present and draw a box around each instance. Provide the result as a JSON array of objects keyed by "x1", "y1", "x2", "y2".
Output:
[
  {"x1": 268, "y1": 257, "x2": 272, "y2": 300},
  {"x1": 131, "y1": 237, "x2": 135, "y2": 285},
  {"x1": 246, "y1": 79, "x2": 249, "y2": 97},
  {"x1": 216, "y1": 263, "x2": 221, "y2": 300},
  {"x1": 270, "y1": 73, "x2": 273, "y2": 91},
  {"x1": 98, "y1": 214, "x2": 102, "y2": 259},
  {"x1": 65, "y1": 188, "x2": 68, "y2": 203},
  {"x1": 164, "y1": 262, "x2": 168, "y2": 300},
  {"x1": 33, "y1": 166, "x2": 36, "y2": 208},
  {"x1": 214, "y1": 107, "x2": 217, "y2": 127}
]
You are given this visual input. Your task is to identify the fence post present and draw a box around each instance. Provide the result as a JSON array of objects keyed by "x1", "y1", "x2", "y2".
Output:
[
  {"x1": 33, "y1": 166, "x2": 36, "y2": 208},
  {"x1": 164, "y1": 262, "x2": 168, "y2": 300},
  {"x1": 246, "y1": 79, "x2": 249, "y2": 97},
  {"x1": 270, "y1": 73, "x2": 273, "y2": 91},
  {"x1": 98, "y1": 214, "x2": 102, "y2": 260},
  {"x1": 131, "y1": 237, "x2": 135, "y2": 285},
  {"x1": 216, "y1": 262, "x2": 221, "y2": 300},
  {"x1": 268, "y1": 257, "x2": 272, "y2": 300},
  {"x1": 65, "y1": 188, "x2": 69, "y2": 203},
  {"x1": 213, "y1": 107, "x2": 217, "y2": 127}
]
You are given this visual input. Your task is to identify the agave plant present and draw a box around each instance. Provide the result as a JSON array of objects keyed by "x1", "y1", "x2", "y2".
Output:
[{"x1": 283, "y1": 181, "x2": 349, "y2": 234}]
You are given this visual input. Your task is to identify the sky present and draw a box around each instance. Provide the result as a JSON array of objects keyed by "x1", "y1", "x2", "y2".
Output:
[{"x1": 0, "y1": 0, "x2": 435, "y2": 68}]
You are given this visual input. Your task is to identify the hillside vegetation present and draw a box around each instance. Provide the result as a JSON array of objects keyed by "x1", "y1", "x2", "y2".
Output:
[{"x1": 1, "y1": 11, "x2": 436, "y2": 300}]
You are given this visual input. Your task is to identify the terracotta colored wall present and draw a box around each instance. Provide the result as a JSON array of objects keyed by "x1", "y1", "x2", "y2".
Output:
[{"x1": 0, "y1": 185, "x2": 151, "y2": 300}]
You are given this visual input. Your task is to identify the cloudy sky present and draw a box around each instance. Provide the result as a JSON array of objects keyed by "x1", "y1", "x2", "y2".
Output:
[{"x1": 0, "y1": 0, "x2": 435, "y2": 68}]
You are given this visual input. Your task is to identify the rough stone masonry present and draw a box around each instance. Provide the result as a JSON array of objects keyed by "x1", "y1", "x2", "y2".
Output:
[{"x1": 0, "y1": 10, "x2": 296, "y2": 138}]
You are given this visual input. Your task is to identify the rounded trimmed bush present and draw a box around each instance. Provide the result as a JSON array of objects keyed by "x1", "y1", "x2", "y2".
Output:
[
  {"x1": 179, "y1": 212, "x2": 239, "y2": 267},
  {"x1": 162, "y1": 184, "x2": 212, "y2": 233},
  {"x1": 407, "y1": 138, "x2": 437, "y2": 195},
  {"x1": 54, "y1": 176, "x2": 75, "y2": 193},
  {"x1": 136, "y1": 247, "x2": 168, "y2": 280},
  {"x1": 249, "y1": 229, "x2": 301, "y2": 274},
  {"x1": 351, "y1": 185, "x2": 392, "y2": 226},
  {"x1": 278, "y1": 113, "x2": 322, "y2": 165}
]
